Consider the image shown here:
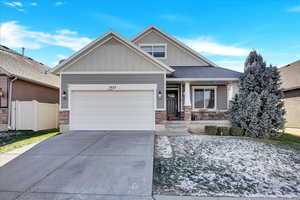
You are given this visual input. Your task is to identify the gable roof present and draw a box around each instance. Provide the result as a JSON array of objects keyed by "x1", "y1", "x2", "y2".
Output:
[
  {"x1": 169, "y1": 66, "x2": 242, "y2": 80},
  {"x1": 0, "y1": 45, "x2": 59, "y2": 88},
  {"x1": 280, "y1": 60, "x2": 300, "y2": 91},
  {"x1": 52, "y1": 31, "x2": 175, "y2": 74},
  {"x1": 131, "y1": 25, "x2": 218, "y2": 67}
]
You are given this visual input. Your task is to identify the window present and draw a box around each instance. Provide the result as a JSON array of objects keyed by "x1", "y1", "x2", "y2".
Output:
[
  {"x1": 193, "y1": 87, "x2": 216, "y2": 109},
  {"x1": 140, "y1": 44, "x2": 166, "y2": 58}
]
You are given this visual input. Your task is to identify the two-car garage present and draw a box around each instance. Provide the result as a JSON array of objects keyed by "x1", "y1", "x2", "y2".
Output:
[{"x1": 69, "y1": 84, "x2": 156, "y2": 131}]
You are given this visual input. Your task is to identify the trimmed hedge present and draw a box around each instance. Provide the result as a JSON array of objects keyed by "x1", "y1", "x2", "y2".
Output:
[
  {"x1": 205, "y1": 126, "x2": 218, "y2": 135},
  {"x1": 217, "y1": 127, "x2": 230, "y2": 136},
  {"x1": 230, "y1": 127, "x2": 244, "y2": 136}
]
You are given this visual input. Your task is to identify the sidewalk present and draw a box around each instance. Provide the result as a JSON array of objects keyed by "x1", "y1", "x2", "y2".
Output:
[
  {"x1": 0, "y1": 141, "x2": 42, "y2": 167},
  {"x1": 285, "y1": 128, "x2": 300, "y2": 137}
]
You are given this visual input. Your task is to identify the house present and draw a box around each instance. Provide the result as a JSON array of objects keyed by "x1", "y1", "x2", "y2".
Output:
[
  {"x1": 0, "y1": 45, "x2": 59, "y2": 131},
  {"x1": 52, "y1": 26, "x2": 242, "y2": 131},
  {"x1": 280, "y1": 60, "x2": 300, "y2": 128}
]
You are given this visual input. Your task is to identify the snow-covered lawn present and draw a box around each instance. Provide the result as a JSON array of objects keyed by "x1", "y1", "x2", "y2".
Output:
[{"x1": 154, "y1": 135, "x2": 300, "y2": 198}]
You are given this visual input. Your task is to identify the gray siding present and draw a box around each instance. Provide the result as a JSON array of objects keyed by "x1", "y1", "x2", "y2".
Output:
[
  {"x1": 217, "y1": 85, "x2": 228, "y2": 110},
  {"x1": 134, "y1": 30, "x2": 209, "y2": 66},
  {"x1": 284, "y1": 96, "x2": 300, "y2": 128},
  {"x1": 61, "y1": 74, "x2": 165, "y2": 109},
  {"x1": 62, "y1": 38, "x2": 164, "y2": 72}
]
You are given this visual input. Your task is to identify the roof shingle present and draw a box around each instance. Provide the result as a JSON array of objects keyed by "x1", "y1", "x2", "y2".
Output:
[
  {"x1": 170, "y1": 66, "x2": 242, "y2": 79},
  {"x1": 0, "y1": 45, "x2": 59, "y2": 88}
]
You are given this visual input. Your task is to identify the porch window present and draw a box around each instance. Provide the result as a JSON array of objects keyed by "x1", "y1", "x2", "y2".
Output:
[
  {"x1": 140, "y1": 44, "x2": 166, "y2": 58},
  {"x1": 192, "y1": 87, "x2": 216, "y2": 110}
]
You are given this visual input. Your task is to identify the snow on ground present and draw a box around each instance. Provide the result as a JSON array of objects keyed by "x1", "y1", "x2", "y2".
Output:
[
  {"x1": 155, "y1": 136, "x2": 173, "y2": 158},
  {"x1": 154, "y1": 135, "x2": 300, "y2": 198}
]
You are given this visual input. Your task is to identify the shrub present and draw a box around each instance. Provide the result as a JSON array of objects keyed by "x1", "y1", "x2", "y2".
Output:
[
  {"x1": 205, "y1": 126, "x2": 217, "y2": 135},
  {"x1": 230, "y1": 127, "x2": 244, "y2": 136},
  {"x1": 217, "y1": 127, "x2": 230, "y2": 136}
]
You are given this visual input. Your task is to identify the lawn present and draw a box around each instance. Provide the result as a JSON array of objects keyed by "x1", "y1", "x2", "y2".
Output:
[
  {"x1": 0, "y1": 129, "x2": 60, "y2": 153},
  {"x1": 154, "y1": 135, "x2": 300, "y2": 198},
  {"x1": 270, "y1": 133, "x2": 300, "y2": 151}
]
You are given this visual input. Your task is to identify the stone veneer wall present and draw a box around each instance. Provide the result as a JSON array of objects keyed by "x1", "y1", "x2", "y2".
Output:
[
  {"x1": 192, "y1": 111, "x2": 228, "y2": 120},
  {"x1": 0, "y1": 108, "x2": 8, "y2": 124},
  {"x1": 0, "y1": 108, "x2": 8, "y2": 131},
  {"x1": 155, "y1": 111, "x2": 166, "y2": 124},
  {"x1": 59, "y1": 111, "x2": 69, "y2": 125}
]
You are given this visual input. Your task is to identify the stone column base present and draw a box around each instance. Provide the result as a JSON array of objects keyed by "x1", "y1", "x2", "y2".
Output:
[
  {"x1": 155, "y1": 111, "x2": 166, "y2": 124},
  {"x1": 183, "y1": 106, "x2": 192, "y2": 121}
]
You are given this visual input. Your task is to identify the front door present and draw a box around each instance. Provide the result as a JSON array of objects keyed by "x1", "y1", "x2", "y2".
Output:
[{"x1": 167, "y1": 90, "x2": 178, "y2": 119}]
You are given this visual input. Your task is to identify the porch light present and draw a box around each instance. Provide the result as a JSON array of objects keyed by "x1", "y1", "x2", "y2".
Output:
[
  {"x1": 62, "y1": 91, "x2": 67, "y2": 99},
  {"x1": 158, "y1": 90, "x2": 162, "y2": 98},
  {"x1": 0, "y1": 88, "x2": 4, "y2": 97}
]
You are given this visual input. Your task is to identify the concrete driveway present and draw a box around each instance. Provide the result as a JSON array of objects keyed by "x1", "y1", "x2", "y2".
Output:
[{"x1": 0, "y1": 131, "x2": 154, "y2": 200}]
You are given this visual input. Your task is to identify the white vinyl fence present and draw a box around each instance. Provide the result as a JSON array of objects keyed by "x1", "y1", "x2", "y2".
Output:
[{"x1": 11, "y1": 100, "x2": 59, "y2": 131}]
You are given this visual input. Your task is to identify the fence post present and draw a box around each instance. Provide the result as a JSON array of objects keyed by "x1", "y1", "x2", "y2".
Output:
[{"x1": 33, "y1": 100, "x2": 39, "y2": 132}]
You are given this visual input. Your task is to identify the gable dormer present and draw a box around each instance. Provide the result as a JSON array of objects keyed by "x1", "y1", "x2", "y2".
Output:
[{"x1": 132, "y1": 26, "x2": 216, "y2": 67}]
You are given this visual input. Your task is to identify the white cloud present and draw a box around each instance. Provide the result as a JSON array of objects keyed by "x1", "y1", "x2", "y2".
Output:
[
  {"x1": 0, "y1": 21, "x2": 92, "y2": 51},
  {"x1": 215, "y1": 59, "x2": 245, "y2": 72},
  {"x1": 51, "y1": 54, "x2": 67, "y2": 66},
  {"x1": 55, "y1": 1, "x2": 64, "y2": 6},
  {"x1": 179, "y1": 36, "x2": 249, "y2": 56},
  {"x1": 56, "y1": 29, "x2": 77, "y2": 35},
  {"x1": 4, "y1": 1, "x2": 22, "y2": 7},
  {"x1": 30, "y1": 2, "x2": 37, "y2": 6},
  {"x1": 287, "y1": 6, "x2": 300, "y2": 12}
]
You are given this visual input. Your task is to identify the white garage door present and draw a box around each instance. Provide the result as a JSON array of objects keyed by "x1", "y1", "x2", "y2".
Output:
[{"x1": 70, "y1": 90, "x2": 155, "y2": 130}]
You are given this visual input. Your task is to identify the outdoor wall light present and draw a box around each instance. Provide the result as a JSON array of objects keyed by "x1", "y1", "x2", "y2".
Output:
[
  {"x1": 0, "y1": 88, "x2": 4, "y2": 97},
  {"x1": 62, "y1": 91, "x2": 67, "y2": 99},
  {"x1": 158, "y1": 90, "x2": 162, "y2": 98}
]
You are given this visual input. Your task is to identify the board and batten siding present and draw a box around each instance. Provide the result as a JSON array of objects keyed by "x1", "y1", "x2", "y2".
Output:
[
  {"x1": 61, "y1": 74, "x2": 165, "y2": 110},
  {"x1": 134, "y1": 30, "x2": 209, "y2": 67},
  {"x1": 61, "y1": 38, "x2": 164, "y2": 72}
]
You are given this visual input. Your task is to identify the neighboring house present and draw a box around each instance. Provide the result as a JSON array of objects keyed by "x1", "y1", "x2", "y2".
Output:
[
  {"x1": 52, "y1": 26, "x2": 242, "y2": 131},
  {"x1": 280, "y1": 60, "x2": 300, "y2": 128},
  {"x1": 0, "y1": 45, "x2": 59, "y2": 131}
]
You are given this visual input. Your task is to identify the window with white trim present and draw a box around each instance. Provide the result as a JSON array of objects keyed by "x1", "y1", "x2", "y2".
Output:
[
  {"x1": 193, "y1": 87, "x2": 216, "y2": 109},
  {"x1": 140, "y1": 44, "x2": 166, "y2": 58}
]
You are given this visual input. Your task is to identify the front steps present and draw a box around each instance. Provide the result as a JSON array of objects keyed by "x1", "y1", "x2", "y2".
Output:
[{"x1": 165, "y1": 121, "x2": 190, "y2": 132}]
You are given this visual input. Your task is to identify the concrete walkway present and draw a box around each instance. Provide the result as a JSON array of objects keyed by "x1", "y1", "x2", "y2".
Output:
[
  {"x1": 0, "y1": 140, "x2": 46, "y2": 167},
  {"x1": 0, "y1": 131, "x2": 154, "y2": 200},
  {"x1": 285, "y1": 128, "x2": 300, "y2": 137}
]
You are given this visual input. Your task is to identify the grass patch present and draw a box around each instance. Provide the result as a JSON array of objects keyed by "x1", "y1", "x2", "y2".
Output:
[
  {"x1": 0, "y1": 129, "x2": 60, "y2": 153},
  {"x1": 270, "y1": 133, "x2": 300, "y2": 151}
]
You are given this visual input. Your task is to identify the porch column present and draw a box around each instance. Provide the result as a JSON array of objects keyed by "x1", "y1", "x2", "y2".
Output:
[{"x1": 184, "y1": 82, "x2": 192, "y2": 121}]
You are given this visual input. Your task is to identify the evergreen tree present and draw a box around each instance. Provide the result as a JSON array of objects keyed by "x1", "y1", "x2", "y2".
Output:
[{"x1": 229, "y1": 51, "x2": 285, "y2": 137}]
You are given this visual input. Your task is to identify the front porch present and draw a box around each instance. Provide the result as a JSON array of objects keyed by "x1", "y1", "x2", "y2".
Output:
[
  {"x1": 155, "y1": 80, "x2": 238, "y2": 132},
  {"x1": 165, "y1": 80, "x2": 238, "y2": 122}
]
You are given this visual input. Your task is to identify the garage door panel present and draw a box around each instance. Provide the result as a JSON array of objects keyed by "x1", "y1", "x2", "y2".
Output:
[{"x1": 70, "y1": 90, "x2": 154, "y2": 130}]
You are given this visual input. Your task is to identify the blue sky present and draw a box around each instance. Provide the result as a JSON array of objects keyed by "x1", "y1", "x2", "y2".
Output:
[{"x1": 0, "y1": 0, "x2": 300, "y2": 72}]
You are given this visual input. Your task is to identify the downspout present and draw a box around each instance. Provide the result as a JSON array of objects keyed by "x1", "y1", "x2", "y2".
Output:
[{"x1": 8, "y1": 76, "x2": 17, "y2": 130}]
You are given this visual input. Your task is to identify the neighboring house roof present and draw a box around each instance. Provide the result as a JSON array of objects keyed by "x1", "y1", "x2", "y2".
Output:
[
  {"x1": 0, "y1": 45, "x2": 59, "y2": 88},
  {"x1": 52, "y1": 31, "x2": 175, "y2": 74},
  {"x1": 168, "y1": 66, "x2": 242, "y2": 80},
  {"x1": 280, "y1": 60, "x2": 300, "y2": 91},
  {"x1": 131, "y1": 25, "x2": 218, "y2": 67}
]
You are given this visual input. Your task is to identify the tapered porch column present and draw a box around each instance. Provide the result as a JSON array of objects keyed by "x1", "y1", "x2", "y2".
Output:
[{"x1": 184, "y1": 82, "x2": 192, "y2": 121}]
